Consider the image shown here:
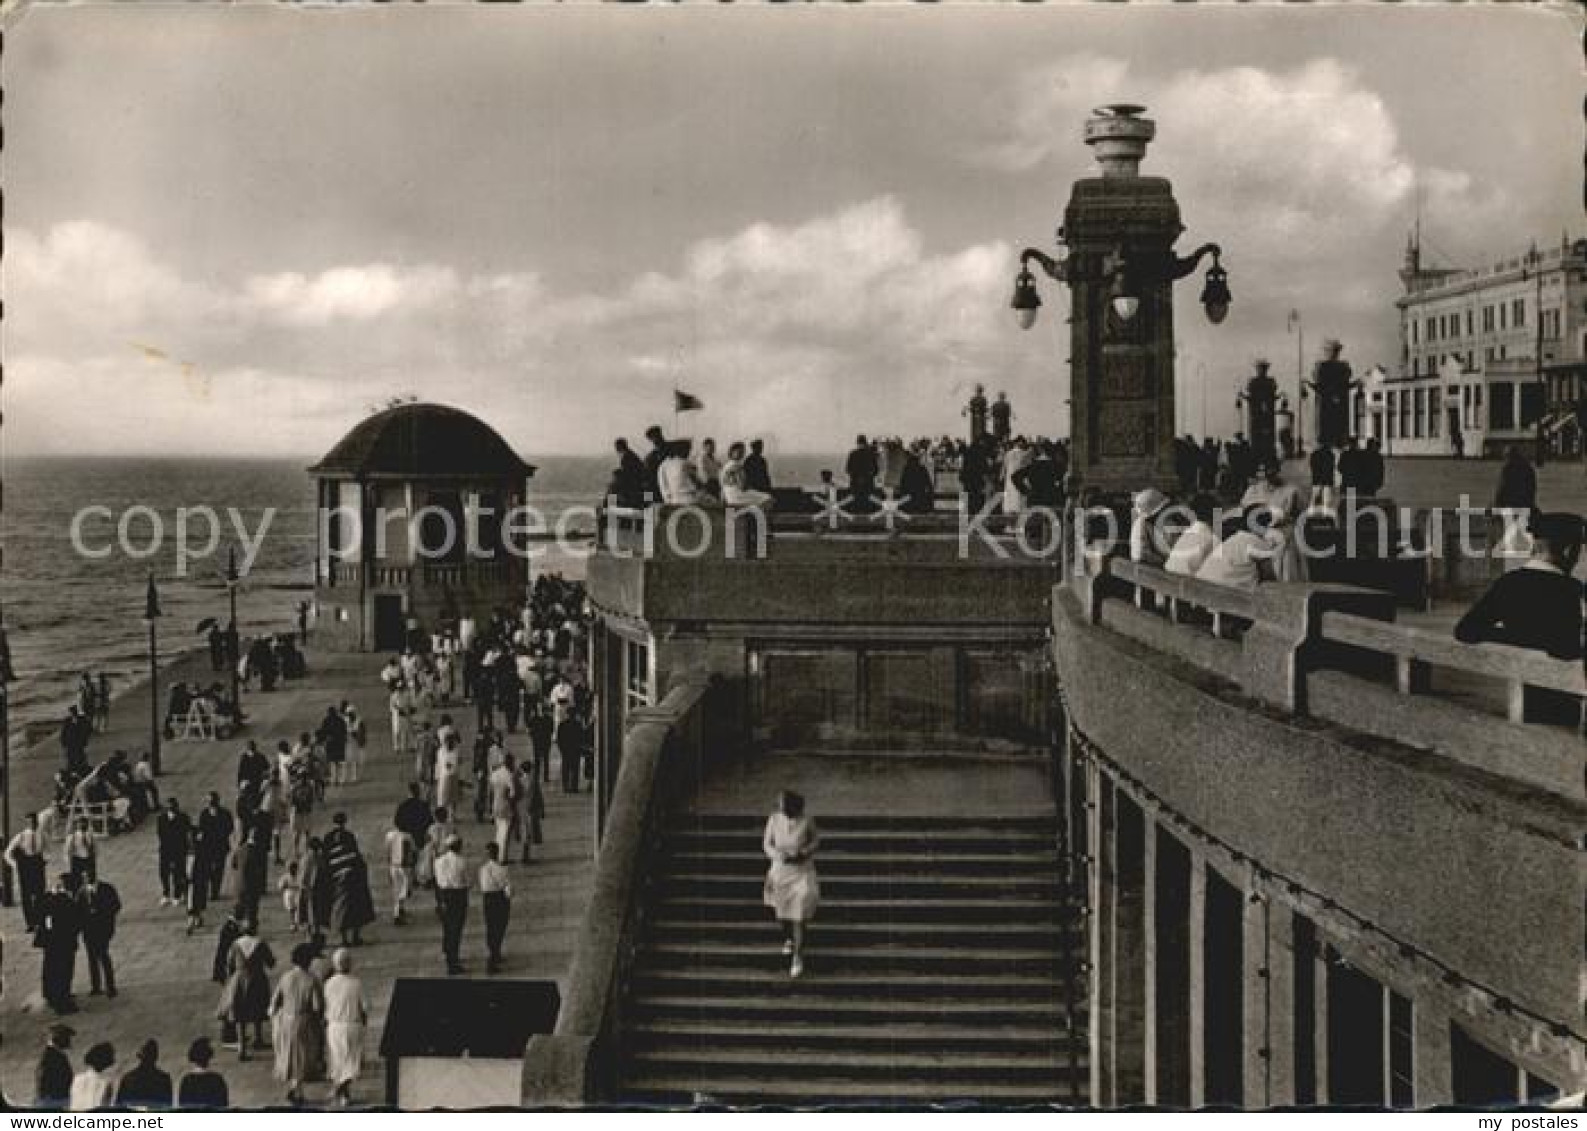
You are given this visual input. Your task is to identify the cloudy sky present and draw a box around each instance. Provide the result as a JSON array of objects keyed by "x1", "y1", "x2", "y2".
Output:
[{"x1": 4, "y1": 4, "x2": 1581, "y2": 457}]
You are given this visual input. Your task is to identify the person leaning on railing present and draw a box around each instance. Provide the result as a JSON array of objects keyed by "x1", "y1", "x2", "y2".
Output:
[{"x1": 1454, "y1": 510, "x2": 1583, "y2": 661}]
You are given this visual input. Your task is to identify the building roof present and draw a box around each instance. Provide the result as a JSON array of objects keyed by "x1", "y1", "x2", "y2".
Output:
[{"x1": 309, "y1": 402, "x2": 536, "y2": 481}]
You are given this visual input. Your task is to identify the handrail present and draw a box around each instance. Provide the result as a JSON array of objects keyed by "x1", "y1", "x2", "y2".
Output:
[
  {"x1": 1109, "y1": 556, "x2": 1258, "y2": 628},
  {"x1": 1321, "y1": 610, "x2": 1585, "y2": 722},
  {"x1": 521, "y1": 676, "x2": 713, "y2": 1104}
]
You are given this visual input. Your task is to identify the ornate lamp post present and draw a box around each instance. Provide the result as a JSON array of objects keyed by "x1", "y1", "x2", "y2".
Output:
[
  {"x1": 1236, "y1": 359, "x2": 1282, "y2": 466},
  {"x1": 1011, "y1": 104, "x2": 1230, "y2": 497},
  {"x1": 226, "y1": 547, "x2": 245, "y2": 727},
  {"x1": 145, "y1": 575, "x2": 163, "y2": 774}
]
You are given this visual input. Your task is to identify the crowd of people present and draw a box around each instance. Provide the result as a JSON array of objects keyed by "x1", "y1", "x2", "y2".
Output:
[{"x1": 6, "y1": 574, "x2": 593, "y2": 1109}]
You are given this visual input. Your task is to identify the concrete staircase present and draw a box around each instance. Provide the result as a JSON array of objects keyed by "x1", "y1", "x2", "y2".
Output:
[{"x1": 618, "y1": 812, "x2": 1086, "y2": 1106}]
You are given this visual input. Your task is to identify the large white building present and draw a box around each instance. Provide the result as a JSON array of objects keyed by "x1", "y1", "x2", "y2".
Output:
[{"x1": 1352, "y1": 234, "x2": 1587, "y2": 456}]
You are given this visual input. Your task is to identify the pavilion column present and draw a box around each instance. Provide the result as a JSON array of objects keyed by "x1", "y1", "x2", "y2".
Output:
[
  {"x1": 1187, "y1": 859, "x2": 1208, "y2": 1109},
  {"x1": 1413, "y1": 1002, "x2": 1454, "y2": 1107},
  {"x1": 1246, "y1": 905, "x2": 1297, "y2": 1106},
  {"x1": 1313, "y1": 947, "x2": 1331, "y2": 1104}
]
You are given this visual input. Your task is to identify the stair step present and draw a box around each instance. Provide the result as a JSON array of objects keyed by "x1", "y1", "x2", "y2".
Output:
[
  {"x1": 660, "y1": 874, "x2": 1064, "y2": 899},
  {"x1": 638, "y1": 941, "x2": 1068, "y2": 974},
  {"x1": 652, "y1": 896, "x2": 1074, "y2": 924},
  {"x1": 665, "y1": 830, "x2": 1059, "y2": 855},
  {"x1": 620, "y1": 1071, "x2": 1080, "y2": 1105},
  {"x1": 663, "y1": 852, "x2": 1062, "y2": 877},
  {"x1": 631, "y1": 967, "x2": 1066, "y2": 1000},
  {"x1": 677, "y1": 813, "x2": 1059, "y2": 834},
  {"x1": 628, "y1": 1018, "x2": 1073, "y2": 1053},
  {"x1": 648, "y1": 918, "x2": 1080, "y2": 946},
  {"x1": 623, "y1": 1045, "x2": 1077, "y2": 1075},
  {"x1": 630, "y1": 994, "x2": 1080, "y2": 1027}
]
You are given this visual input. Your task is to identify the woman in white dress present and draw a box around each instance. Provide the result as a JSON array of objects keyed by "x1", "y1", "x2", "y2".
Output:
[
  {"x1": 1001, "y1": 437, "x2": 1033, "y2": 515},
  {"x1": 1239, "y1": 459, "x2": 1306, "y2": 581},
  {"x1": 762, "y1": 790, "x2": 819, "y2": 978},
  {"x1": 341, "y1": 703, "x2": 365, "y2": 785},
  {"x1": 323, "y1": 948, "x2": 368, "y2": 1107},
  {"x1": 721, "y1": 442, "x2": 772, "y2": 509}
]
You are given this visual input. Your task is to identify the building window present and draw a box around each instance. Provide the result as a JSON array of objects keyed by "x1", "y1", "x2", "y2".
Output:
[
  {"x1": 1399, "y1": 389, "x2": 1412, "y2": 437},
  {"x1": 1429, "y1": 388, "x2": 1442, "y2": 437},
  {"x1": 624, "y1": 637, "x2": 652, "y2": 711},
  {"x1": 1482, "y1": 306, "x2": 1494, "y2": 332},
  {"x1": 1500, "y1": 304, "x2": 1508, "y2": 330},
  {"x1": 1385, "y1": 391, "x2": 1397, "y2": 438},
  {"x1": 1425, "y1": 316, "x2": 1436, "y2": 342},
  {"x1": 1491, "y1": 382, "x2": 1515, "y2": 430},
  {"x1": 1520, "y1": 383, "x2": 1545, "y2": 428},
  {"x1": 1465, "y1": 309, "x2": 1473, "y2": 336},
  {"x1": 1513, "y1": 297, "x2": 1526, "y2": 327},
  {"x1": 1409, "y1": 319, "x2": 1418, "y2": 345},
  {"x1": 1413, "y1": 389, "x2": 1425, "y2": 437}
]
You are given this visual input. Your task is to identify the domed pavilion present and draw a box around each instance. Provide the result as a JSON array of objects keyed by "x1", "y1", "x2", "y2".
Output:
[{"x1": 309, "y1": 402, "x2": 537, "y2": 651}]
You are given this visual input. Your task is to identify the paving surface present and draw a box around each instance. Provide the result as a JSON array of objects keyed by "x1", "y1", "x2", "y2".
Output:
[{"x1": 0, "y1": 641, "x2": 595, "y2": 1109}]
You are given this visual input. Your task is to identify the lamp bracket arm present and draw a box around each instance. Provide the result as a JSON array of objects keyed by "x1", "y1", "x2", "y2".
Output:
[
  {"x1": 1020, "y1": 248, "x2": 1068, "y2": 282},
  {"x1": 1172, "y1": 242, "x2": 1222, "y2": 280}
]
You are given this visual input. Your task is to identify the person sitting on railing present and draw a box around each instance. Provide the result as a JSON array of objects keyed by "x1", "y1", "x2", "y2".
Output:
[
  {"x1": 1454, "y1": 511, "x2": 1583, "y2": 661},
  {"x1": 1164, "y1": 494, "x2": 1220, "y2": 577},
  {"x1": 1240, "y1": 458, "x2": 1306, "y2": 581},
  {"x1": 1196, "y1": 504, "x2": 1283, "y2": 591},
  {"x1": 1128, "y1": 488, "x2": 1172, "y2": 567},
  {"x1": 657, "y1": 439, "x2": 704, "y2": 505},
  {"x1": 845, "y1": 435, "x2": 878, "y2": 513},
  {"x1": 721, "y1": 442, "x2": 772, "y2": 509},
  {"x1": 898, "y1": 448, "x2": 936, "y2": 515},
  {"x1": 641, "y1": 425, "x2": 669, "y2": 502}
]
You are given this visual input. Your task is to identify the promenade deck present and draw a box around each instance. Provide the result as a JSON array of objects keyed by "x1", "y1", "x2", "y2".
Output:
[{"x1": 0, "y1": 644, "x2": 595, "y2": 1109}]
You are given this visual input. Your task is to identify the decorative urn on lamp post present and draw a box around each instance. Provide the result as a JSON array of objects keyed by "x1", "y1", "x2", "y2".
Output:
[
  {"x1": 1237, "y1": 359, "x2": 1282, "y2": 466},
  {"x1": 1010, "y1": 104, "x2": 1230, "y2": 499}
]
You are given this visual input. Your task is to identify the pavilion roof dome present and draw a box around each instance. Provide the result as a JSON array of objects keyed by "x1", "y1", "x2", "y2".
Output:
[{"x1": 309, "y1": 402, "x2": 536, "y2": 481}]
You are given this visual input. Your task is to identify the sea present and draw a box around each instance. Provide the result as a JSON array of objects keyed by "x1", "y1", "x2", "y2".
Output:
[
  {"x1": 0, "y1": 453, "x2": 843, "y2": 743},
  {"x1": 2, "y1": 451, "x2": 1581, "y2": 745}
]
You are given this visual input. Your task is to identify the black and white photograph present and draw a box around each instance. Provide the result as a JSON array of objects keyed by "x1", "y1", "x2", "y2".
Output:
[{"x1": 0, "y1": 0, "x2": 1583, "y2": 1115}]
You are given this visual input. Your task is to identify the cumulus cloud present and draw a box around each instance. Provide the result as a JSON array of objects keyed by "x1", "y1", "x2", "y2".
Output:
[{"x1": 5, "y1": 199, "x2": 1037, "y2": 456}]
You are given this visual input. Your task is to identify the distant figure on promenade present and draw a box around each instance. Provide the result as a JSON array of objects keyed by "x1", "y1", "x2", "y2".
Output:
[
  {"x1": 176, "y1": 1038, "x2": 229, "y2": 1110},
  {"x1": 959, "y1": 436, "x2": 991, "y2": 515},
  {"x1": 324, "y1": 949, "x2": 368, "y2": 1107},
  {"x1": 1011, "y1": 443, "x2": 1062, "y2": 511},
  {"x1": 1002, "y1": 437, "x2": 1033, "y2": 515},
  {"x1": 1455, "y1": 512, "x2": 1583, "y2": 660},
  {"x1": 270, "y1": 943, "x2": 326, "y2": 1106},
  {"x1": 744, "y1": 439, "x2": 773, "y2": 495},
  {"x1": 35, "y1": 1023, "x2": 75, "y2": 1109},
  {"x1": 1197, "y1": 505, "x2": 1283, "y2": 591},
  {"x1": 1240, "y1": 459, "x2": 1305, "y2": 581},
  {"x1": 384, "y1": 817, "x2": 416, "y2": 926},
  {"x1": 762, "y1": 790, "x2": 819, "y2": 979},
  {"x1": 1165, "y1": 495, "x2": 1220, "y2": 577},
  {"x1": 693, "y1": 437, "x2": 723, "y2": 498},
  {"x1": 845, "y1": 435, "x2": 878, "y2": 511},
  {"x1": 297, "y1": 601, "x2": 312, "y2": 646},
  {"x1": 965, "y1": 383, "x2": 988, "y2": 444},
  {"x1": 1128, "y1": 489, "x2": 1172, "y2": 568},
  {"x1": 642, "y1": 425, "x2": 669, "y2": 501},
  {"x1": 94, "y1": 674, "x2": 112, "y2": 733},
  {"x1": 62, "y1": 820, "x2": 96, "y2": 888},
  {"x1": 1360, "y1": 438, "x2": 1387, "y2": 497},
  {"x1": 317, "y1": 705, "x2": 348, "y2": 788},
  {"x1": 1494, "y1": 446, "x2": 1539, "y2": 512},
  {"x1": 609, "y1": 438, "x2": 648, "y2": 508},
  {"x1": 722, "y1": 442, "x2": 773, "y2": 509},
  {"x1": 899, "y1": 448, "x2": 936, "y2": 514},
  {"x1": 433, "y1": 835, "x2": 470, "y2": 976},
  {"x1": 116, "y1": 1039, "x2": 173, "y2": 1110},
  {"x1": 658, "y1": 439, "x2": 704, "y2": 505},
  {"x1": 990, "y1": 391, "x2": 1013, "y2": 443},
  {"x1": 196, "y1": 793, "x2": 235, "y2": 905},
  {"x1": 323, "y1": 813, "x2": 375, "y2": 948},
  {"x1": 69, "y1": 1041, "x2": 117, "y2": 1111},
  {"x1": 1336, "y1": 437, "x2": 1365, "y2": 497},
  {"x1": 1308, "y1": 444, "x2": 1337, "y2": 512},
  {"x1": 221, "y1": 920, "x2": 275, "y2": 1059},
  {"x1": 76, "y1": 873, "x2": 121, "y2": 999},
  {"x1": 60, "y1": 706, "x2": 92, "y2": 773},
  {"x1": 342, "y1": 703, "x2": 365, "y2": 784},
  {"x1": 6, "y1": 812, "x2": 48, "y2": 930},
  {"x1": 479, "y1": 841, "x2": 513, "y2": 974}
]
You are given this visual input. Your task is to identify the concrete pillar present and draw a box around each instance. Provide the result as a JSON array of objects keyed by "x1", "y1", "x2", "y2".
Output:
[
  {"x1": 1142, "y1": 814, "x2": 1161, "y2": 1107},
  {"x1": 1241, "y1": 897, "x2": 1270, "y2": 1106},
  {"x1": 1265, "y1": 909, "x2": 1298, "y2": 1106},
  {"x1": 1188, "y1": 859, "x2": 1207, "y2": 1109},
  {"x1": 1112, "y1": 797, "x2": 1148, "y2": 1104},
  {"x1": 1413, "y1": 1002, "x2": 1454, "y2": 1107},
  {"x1": 1089, "y1": 766, "x2": 1114, "y2": 1105},
  {"x1": 1313, "y1": 950, "x2": 1330, "y2": 1104}
]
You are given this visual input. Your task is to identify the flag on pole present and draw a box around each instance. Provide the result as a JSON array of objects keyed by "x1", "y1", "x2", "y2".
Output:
[{"x1": 674, "y1": 389, "x2": 704, "y2": 413}]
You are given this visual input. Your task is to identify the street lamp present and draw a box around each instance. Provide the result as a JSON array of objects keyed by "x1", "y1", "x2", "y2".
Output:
[
  {"x1": 1011, "y1": 240, "x2": 1230, "y2": 330},
  {"x1": 226, "y1": 547, "x2": 245, "y2": 727},
  {"x1": 144, "y1": 575, "x2": 163, "y2": 775}
]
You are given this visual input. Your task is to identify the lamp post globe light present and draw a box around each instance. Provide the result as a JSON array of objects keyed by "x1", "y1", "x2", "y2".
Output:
[
  {"x1": 1010, "y1": 104, "x2": 1231, "y2": 497},
  {"x1": 145, "y1": 574, "x2": 163, "y2": 775}
]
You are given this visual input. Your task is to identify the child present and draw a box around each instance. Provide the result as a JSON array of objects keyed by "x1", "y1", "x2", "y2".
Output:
[{"x1": 278, "y1": 856, "x2": 304, "y2": 932}]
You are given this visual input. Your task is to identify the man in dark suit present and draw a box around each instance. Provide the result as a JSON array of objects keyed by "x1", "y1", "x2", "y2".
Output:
[
  {"x1": 76, "y1": 874, "x2": 121, "y2": 998},
  {"x1": 37, "y1": 874, "x2": 81, "y2": 1015},
  {"x1": 194, "y1": 793, "x2": 235, "y2": 902},
  {"x1": 641, "y1": 425, "x2": 668, "y2": 503},
  {"x1": 609, "y1": 438, "x2": 648, "y2": 508},
  {"x1": 845, "y1": 435, "x2": 878, "y2": 512},
  {"x1": 1455, "y1": 511, "x2": 1583, "y2": 660},
  {"x1": 744, "y1": 439, "x2": 773, "y2": 494},
  {"x1": 155, "y1": 799, "x2": 192, "y2": 906},
  {"x1": 35, "y1": 1023, "x2": 74, "y2": 1109}
]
